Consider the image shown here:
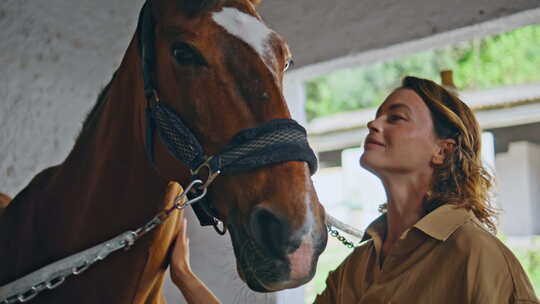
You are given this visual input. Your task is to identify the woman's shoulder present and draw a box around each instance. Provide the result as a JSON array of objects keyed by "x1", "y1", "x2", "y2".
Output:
[
  {"x1": 449, "y1": 219, "x2": 507, "y2": 254},
  {"x1": 447, "y1": 218, "x2": 538, "y2": 302},
  {"x1": 447, "y1": 218, "x2": 513, "y2": 262}
]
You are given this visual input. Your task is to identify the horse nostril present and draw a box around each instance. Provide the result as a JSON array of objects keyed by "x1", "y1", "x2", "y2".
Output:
[{"x1": 250, "y1": 207, "x2": 290, "y2": 259}]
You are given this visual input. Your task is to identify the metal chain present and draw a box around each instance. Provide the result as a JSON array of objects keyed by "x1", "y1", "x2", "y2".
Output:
[
  {"x1": 1, "y1": 232, "x2": 137, "y2": 304},
  {"x1": 327, "y1": 225, "x2": 356, "y2": 249},
  {"x1": 1, "y1": 179, "x2": 209, "y2": 304}
]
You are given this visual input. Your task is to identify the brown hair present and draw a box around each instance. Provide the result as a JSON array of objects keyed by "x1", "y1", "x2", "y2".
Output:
[{"x1": 401, "y1": 76, "x2": 498, "y2": 232}]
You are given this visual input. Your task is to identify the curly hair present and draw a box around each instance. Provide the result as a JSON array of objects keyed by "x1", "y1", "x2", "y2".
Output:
[{"x1": 399, "y1": 76, "x2": 498, "y2": 232}]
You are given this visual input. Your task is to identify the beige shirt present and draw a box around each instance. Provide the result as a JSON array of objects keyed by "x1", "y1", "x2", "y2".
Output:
[{"x1": 315, "y1": 205, "x2": 539, "y2": 304}]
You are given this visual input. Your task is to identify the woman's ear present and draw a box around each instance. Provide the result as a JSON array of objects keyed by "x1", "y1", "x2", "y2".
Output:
[{"x1": 432, "y1": 138, "x2": 456, "y2": 165}]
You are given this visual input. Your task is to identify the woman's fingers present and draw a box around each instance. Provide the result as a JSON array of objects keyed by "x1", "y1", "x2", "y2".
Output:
[
  {"x1": 163, "y1": 181, "x2": 183, "y2": 207},
  {"x1": 172, "y1": 220, "x2": 192, "y2": 276},
  {"x1": 181, "y1": 218, "x2": 187, "y2": 240}
]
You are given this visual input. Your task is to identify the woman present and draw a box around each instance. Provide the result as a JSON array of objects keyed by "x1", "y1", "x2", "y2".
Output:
[
  {"x1": 314, "y1": 76, "x2": 539, "y2": 303},
  {"x1": 169, "y1": 76, "x2": 539, "y2": 303}
]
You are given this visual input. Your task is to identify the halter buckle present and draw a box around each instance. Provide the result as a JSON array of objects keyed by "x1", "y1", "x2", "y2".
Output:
[
  {"x1": 152, "y1": 89, "x2": 160, "y2": 103},
  {"x1": 191, "y1": 157, "x2": 221, "y2": 190}
]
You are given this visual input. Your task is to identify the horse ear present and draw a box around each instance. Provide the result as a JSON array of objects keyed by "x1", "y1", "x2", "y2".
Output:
[
  {"x1": 177, "y1": 0, "x2": 219, "y2": 15},
  {"x1": 249, "y1": 0, "x2": 262, "y2": 5}
]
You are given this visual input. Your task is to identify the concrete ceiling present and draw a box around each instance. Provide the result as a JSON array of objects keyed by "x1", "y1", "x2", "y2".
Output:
[{"x1": 259, "y1": 0, "x2": 540, "y2": 74}]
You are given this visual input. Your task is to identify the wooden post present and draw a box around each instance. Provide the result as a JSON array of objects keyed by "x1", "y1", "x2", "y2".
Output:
[{"x1": 440, "y1": 70, "x2": 457, "y2": 89}]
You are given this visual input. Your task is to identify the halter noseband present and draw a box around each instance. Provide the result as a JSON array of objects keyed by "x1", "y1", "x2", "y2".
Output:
[{"x1": 137, "y1": 1, "x2": 318, "y2": 231}]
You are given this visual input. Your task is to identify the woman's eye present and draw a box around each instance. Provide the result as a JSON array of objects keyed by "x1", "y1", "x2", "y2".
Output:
[
  {"x1": 284, "y1": 59, "x2": 294, "y2": 72},
  {"x1": 171, "y1": 43, "x2": 207, "y2": 66},
  {"x1": 388, "y1": 115, "x2": 404, "y2": 122}
]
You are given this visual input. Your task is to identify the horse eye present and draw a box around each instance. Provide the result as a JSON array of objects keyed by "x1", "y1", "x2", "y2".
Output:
[
  {"x1": 284, "y1": 59, "x2": 294, "y2": 72},
  {"x1": 171, "y1": 42, "x2": 207, "y2": 66}
]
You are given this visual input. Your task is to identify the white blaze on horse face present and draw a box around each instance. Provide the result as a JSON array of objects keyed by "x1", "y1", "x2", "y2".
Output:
[
  {"x1": 286, "y1": 200, "x2": 317, "y2": 282},
  {"x1": 212, "y1": 7, "x2": 277, "y2": 75}
]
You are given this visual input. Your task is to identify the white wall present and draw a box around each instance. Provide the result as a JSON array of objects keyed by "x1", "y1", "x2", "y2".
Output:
[
  {"x1": 0, "y1": 0, "x2": 143, "y2": 197},
  {"x1": 496, "y1": 141, "x2": 540, "y2": 235}
]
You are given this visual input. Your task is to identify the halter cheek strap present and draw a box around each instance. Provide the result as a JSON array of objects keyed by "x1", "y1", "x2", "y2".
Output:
[{"x1": 137, "y1": 1, "x2": 318, "y2": 228}]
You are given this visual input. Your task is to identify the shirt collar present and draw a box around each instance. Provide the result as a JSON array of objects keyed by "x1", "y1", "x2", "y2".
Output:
[
  {"x1": 361, "y1": 204, "x2": 474, "y2": 243},
  {"x1": 413, "y1": 204, "x2": 474, "y2": 241},
  {"x1": 361, "y1": 213, "x2": 387, "y2": 243}
]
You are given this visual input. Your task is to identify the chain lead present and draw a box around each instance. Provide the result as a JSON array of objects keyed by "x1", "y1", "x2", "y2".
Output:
[
  {"x1": 327, "y1": 225, "x2": 356, "y2": 248},
  {"x1": 1, "y1": 179, "x2": 212, "y2": 304}
]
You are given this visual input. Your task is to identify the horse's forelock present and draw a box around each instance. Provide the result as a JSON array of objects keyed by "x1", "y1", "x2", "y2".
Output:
[
  {"x1": 176, "y1": 0, "x2": 221, "y2": 16},
  {"x1": 176, "y1": 0, "x2": 262, "y2": 16}
]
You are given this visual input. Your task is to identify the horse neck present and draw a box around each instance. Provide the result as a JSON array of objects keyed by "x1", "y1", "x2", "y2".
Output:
[
  {"x1": 0, "y1": 36, "x2": 189, "y2": 289},
  {"x1": 52, "y1": 37, "x2": 187, "y2": 236}
]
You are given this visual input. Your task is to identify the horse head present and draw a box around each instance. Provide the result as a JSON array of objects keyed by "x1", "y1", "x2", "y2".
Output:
[{"x1": 145, "y1": 0, "x2": 327, "y2": 292}]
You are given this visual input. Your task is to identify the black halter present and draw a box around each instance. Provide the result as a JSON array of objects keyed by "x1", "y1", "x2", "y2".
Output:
[{"x1": 136, "y1": 1, "x2": 318, "y2": 231}]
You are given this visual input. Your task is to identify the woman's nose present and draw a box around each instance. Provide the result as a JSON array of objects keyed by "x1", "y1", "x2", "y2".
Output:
[{"x1": 367, "y1": 119, "x2": 381, "y2": 133}]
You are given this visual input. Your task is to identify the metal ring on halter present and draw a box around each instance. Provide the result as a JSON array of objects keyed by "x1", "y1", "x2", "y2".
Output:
[
  {"x1": 172, "y1": 179, "x2": 203, "y2": 208},
  {"x1": 212, "y1": 220, "x2": 227, "y2": 235},
  {"x1": 178, "y1": 179, "x2": 202, "y2": 199},
  {"x1": 152, "y1": 89, "x2": 160, "y2": 102},
  {"x1": 178, "y1": 187, "x2": 207, "y2": 209},
  {"x1": 191, "y1": 157, "x2": 221, "y2": 190}
]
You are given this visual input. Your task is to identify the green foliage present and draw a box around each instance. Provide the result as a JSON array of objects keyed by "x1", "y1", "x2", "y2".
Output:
[
  {"x1": 305, "y1": 25, "x2": 540, "y2": 121},
  {"x1": 509, "y1": 237, "x2": 540, "y2": 295},
  {"x1": 304, "y1": 238, "x2": 354, "y2": 304}
]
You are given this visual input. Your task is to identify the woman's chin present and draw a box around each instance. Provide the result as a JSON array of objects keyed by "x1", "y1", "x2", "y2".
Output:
[
  {"x1": 359, "y1": 154, "x2": 372, "y2": 170},
  {"x1": 359, "y1": 155, "x2": 381, "y2": 175}
]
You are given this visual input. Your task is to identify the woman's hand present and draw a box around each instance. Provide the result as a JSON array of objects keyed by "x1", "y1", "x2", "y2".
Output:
[
  {"x1": 170, "y1": 213, "x2": 192, "y2": 284},
  {"x1": 166, "y1": 182, "x2": 221, "y2": 303}
]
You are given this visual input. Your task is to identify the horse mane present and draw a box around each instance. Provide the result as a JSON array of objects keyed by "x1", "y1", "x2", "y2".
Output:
[
  {"x1": 176, "y1": 0, "x2": 263, "y2": 14},
  {"x1": 80, "y1": 78, "x2": 113, "y2": 135}
]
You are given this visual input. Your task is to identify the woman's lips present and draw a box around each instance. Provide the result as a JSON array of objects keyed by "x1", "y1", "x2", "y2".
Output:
[{"x1": 365, "y1": 138, "x2": 385, "y2": 147}]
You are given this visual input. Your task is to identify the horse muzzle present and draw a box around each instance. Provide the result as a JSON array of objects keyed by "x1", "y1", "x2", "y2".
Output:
[{"x1": 229, "y1": 204, "x2": 327, "y2": 292}]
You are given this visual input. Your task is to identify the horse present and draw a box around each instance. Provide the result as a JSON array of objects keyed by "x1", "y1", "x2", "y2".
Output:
[{"x1": 0, "y1": 0, "x2": 328, "y2": 303}]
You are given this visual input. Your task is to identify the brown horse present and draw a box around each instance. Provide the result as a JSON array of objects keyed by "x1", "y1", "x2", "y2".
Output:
[{"x1": 0, "y1": 0, "x2": 327, "y2": 302}]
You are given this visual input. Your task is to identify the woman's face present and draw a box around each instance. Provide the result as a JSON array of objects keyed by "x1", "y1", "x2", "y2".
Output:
[{"x1": 360, "y1": 88, "x2": 440, "y2": 177}]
